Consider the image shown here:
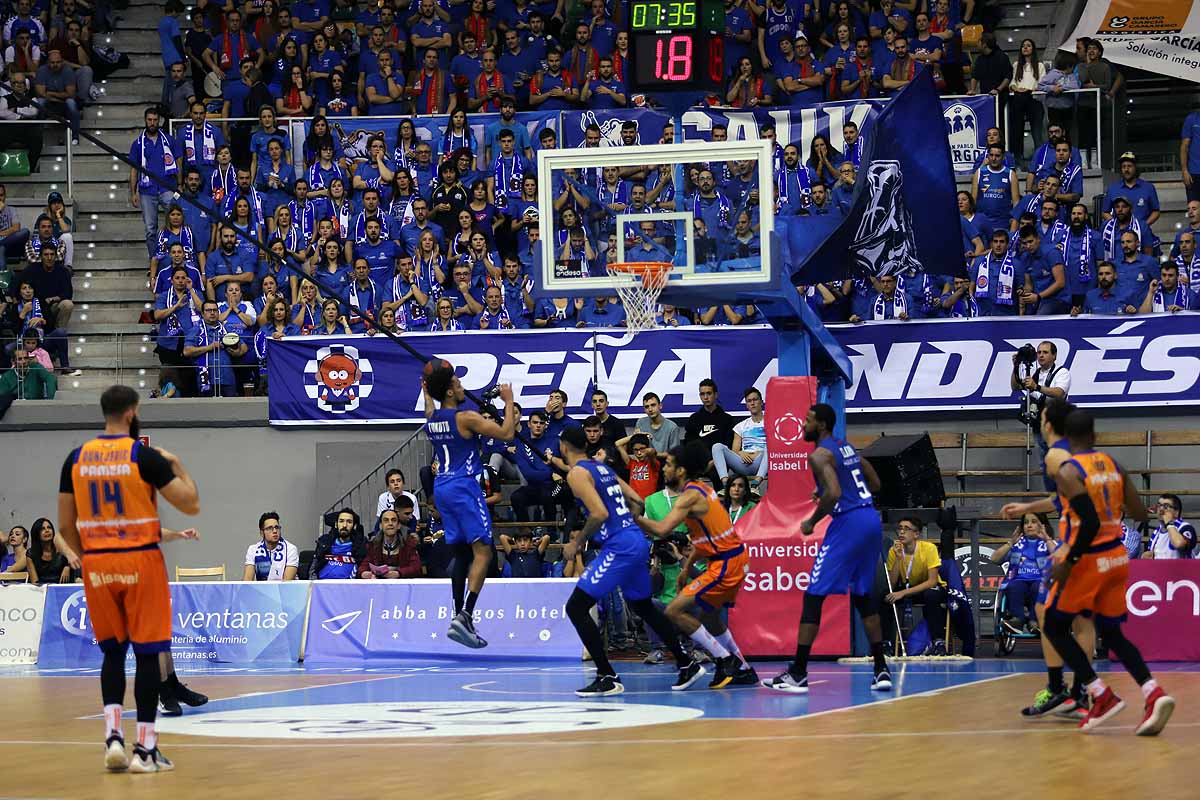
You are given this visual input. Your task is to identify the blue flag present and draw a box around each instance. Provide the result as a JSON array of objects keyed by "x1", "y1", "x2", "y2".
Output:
[{"x1": 789, "y1": 71, "x2": 963, "y2": 284}]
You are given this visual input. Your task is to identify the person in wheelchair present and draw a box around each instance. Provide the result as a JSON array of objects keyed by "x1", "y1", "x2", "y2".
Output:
[
  {"x1": 885, "y1": 516, "x2": 948, "y2": 655},
  {"x1": 991, "y1": 512, "x2": 1053, "y2": 635}
]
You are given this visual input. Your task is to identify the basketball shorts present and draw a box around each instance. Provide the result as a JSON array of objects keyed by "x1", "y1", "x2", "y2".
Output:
[
  {"x1": 1044, "y1": 543, "x2": 1129, "y2": 621},
  {"x1": 808, "y1": 507, "x2": 883, "y2": 597},
  {"x1": 680, "y1": 546, "x2": 748, "y2": 612},
  {"x1": 578, "y1": 529, "x2": 651, "y2": 603},
  {"x1": 434, "y1": 476, "x2": 493, "y2": 547},
  {"x1": 81, "y1": 547, "x2": 172, "y2": 655}
]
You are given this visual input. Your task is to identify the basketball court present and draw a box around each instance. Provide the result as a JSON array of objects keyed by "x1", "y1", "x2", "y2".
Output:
[{"x1": 4, "y1": 658, "x2": 1197, "y2": 798}]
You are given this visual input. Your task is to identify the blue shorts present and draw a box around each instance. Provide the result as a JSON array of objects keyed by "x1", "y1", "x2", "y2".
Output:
[
  {"x1": 578, "y1": 529, "x2": 651, "y2": 603},
  {"x1": 808, "y1": 506, "x2": 882, "y2": 597},
  {"x1": 434, "y1": 476, "x2": 493, "y2": 547}
]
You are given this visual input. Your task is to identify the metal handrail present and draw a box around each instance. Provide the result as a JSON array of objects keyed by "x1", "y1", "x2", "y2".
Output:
[
  {"x1": 321, "y1": 425, "x2": 432, "y2": 534},
  {"x1": 1002, "y1": 86, "x2": 1104, "y2": 170}
]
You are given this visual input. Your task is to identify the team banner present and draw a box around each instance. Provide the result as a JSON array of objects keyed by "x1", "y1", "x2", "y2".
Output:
[
  {"x1": 292, "y1": 111, "x2": 561, "y2": 171},
  {"x1": 834, "y1": 313, "x2": 1200, "y2": 412},
  {"x1": 267, "y1": 327, "x2": 778, "y2": 425},
  {"x1": 681, "y1": 94, "x2": 996, "y2": 176},
  {"x1": 1063, "y1": 0, "x2": 1200, "y2": 83},
  {"x1": 1125, "y1": 560, "x2": 1200, "y2": 661},
  {"x1": 267, "y1": 313, "x2": 1200, "y2": 424},
  {"x1": 730, "y1": 376, "x2": 851, "y2": 657},
  {"x1": 303, "y1": 579, "x2": 578, "y2": 660},
  {"x1": 559, "y1": 108, "x2": 673, "y2": 148},
  {"x1": 0, "y1": 584, "x2": 45, "y2": 665},
  {"x1": 38, "y1": 582, "x2": 310, "y2": 667}
]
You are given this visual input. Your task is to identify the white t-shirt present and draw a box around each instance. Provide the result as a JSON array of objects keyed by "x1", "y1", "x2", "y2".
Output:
[
  {"x1": 244, "y1": 538, "x2": 300, "y2": 581},
  {"x1": 376, "y1": 489, "x2": 421, "y2": 521},
  {"x1": 1029, "y1": 364, "x2": 1071, "y2": 404},
  {"x1": 1150, "y1": 519, "x2": 1197, "y2": 559},
  {"x1": 734, "y1": 415, "x2": 767, "y2": 453}
]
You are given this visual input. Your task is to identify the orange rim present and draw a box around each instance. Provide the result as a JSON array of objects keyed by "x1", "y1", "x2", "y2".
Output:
[{"x1": 608, "y1": 261, "x2": 672, "y2": 288}]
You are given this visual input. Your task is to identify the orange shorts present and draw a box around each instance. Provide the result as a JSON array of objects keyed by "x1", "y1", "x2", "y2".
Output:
[
  {"x1": 680, "y1": 549, "x2": 748, "y2": 612},
  {"x1": 81, "y1": 548, "x2": 172, "y2": 654},
  {"x1": 1044, "y1": 545, "x2": 1129, "y2": 621}
]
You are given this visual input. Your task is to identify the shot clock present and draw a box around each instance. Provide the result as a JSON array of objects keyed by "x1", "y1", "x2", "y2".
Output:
[{"x1": 628, "y1": 0, "x2": 724, "y2": 94}]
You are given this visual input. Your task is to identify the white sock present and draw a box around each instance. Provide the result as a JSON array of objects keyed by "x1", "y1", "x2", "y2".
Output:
[
  {"x1": 689, "y1": 627, "x2": 730, "y2": 659},
  {"x1": 136, "y1": 721, "x2": 157, "y2": 751},
  {"x1": 714, "y1": 630, "x2": 747, "y2": 667},
  {"x1": 1086, "y1": 678, "x2": 1107, "y2": 697},
  {"x1": 103, "y1": 704, "x2": 123, "y2": 738},
  {"x1": 1141, "y1": 679, "x2": 1158, "y2": 699}
]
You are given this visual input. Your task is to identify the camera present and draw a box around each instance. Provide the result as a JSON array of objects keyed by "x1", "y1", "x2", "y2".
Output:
[
  {"x1": 1015, "y1": 343, "x2": 1037, "y2": 367},
  {"x1": 479, "y1": 385, "x2": 503, "y2": 403},
  {"x1": 1015, "y1": 342, "x2": 1040, "y2": 427}
]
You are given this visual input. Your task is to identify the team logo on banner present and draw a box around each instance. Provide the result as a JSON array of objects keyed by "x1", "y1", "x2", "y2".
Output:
[
  {"x1": 942, "y1": 101, "x2": 984, "y2": 173},
  {"x1": 577, "y1": 110, "x2": 639, "y2": 146},
  {"x1": 772, "y1": 413, "x2": 803, "y2": 445},
  {"x1": 305, "y1": 344, "x2": 374, "y2": 413},
  {"x1": 850, "y1": 160, "x2": 921, "y2": 278},
  {"x1": 334, "y1": 123, "x2": 384, "y2": 161}
]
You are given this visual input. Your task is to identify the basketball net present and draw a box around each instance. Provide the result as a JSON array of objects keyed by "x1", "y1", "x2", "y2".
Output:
[{"x1": 606, "y1": 262, "x2": 672, "y2": 332}]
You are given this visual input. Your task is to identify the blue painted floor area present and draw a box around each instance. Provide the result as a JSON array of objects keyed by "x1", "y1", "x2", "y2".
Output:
[{"x1": 10, "y1": 658, "x2": 1197, "y2": 722}]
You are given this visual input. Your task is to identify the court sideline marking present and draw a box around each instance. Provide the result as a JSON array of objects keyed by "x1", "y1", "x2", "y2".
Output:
[{"x1": 787, "y1": 671, "x2": 1020, "y2": 720}]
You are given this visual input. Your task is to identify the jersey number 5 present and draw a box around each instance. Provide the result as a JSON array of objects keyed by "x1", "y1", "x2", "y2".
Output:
[
  {"x1": 851, "y1": 468, "x2": 871, "y2": 500},
  {"x1": 88, "y1": 480, "x2": 126, "y2": 517}
]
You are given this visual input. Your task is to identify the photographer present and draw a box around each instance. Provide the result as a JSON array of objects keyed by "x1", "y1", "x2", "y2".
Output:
[
  {"x1": 643, "y1": 534, "x2": 694, "y2": 664},
  {"x1": 1011, "y1": 341, "x2": 1070, "y2": 476}
]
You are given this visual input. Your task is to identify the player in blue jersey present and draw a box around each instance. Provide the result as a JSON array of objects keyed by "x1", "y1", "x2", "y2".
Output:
[
  {"x1": 423, "y1": 363, "x2": 516, "y2": 649},
  {"x1": 558, "y1": 426, "x2": 704, "y2": 697},
  {"x1": 763, "y1": 403, "x2": 892, "y2": 694}
]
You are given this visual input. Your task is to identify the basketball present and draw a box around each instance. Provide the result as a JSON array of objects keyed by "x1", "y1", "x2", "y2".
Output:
[{"x1": 423, "y1": 358, "x2": 452, "y2": 378}]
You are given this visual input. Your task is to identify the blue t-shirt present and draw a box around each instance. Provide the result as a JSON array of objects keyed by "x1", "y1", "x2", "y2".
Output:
[
  {"x1": 975, "y1": 166, "x2": 1014, "y2": 223},
  {"x1": 158, "y1": 15, "x2": 183, "y2": 69},
  {"x1": 354, "y1": 238, "x2": 401, "y2": 284},
  {"x1": 818, "y1": 435, "x2": 873, "y2": 515},
  {"x1": 1006, "y1": 536, "x2": 1050, "y2": 582},
  {"x1": 1184, "y1": 112, "x2": 1200, "y2": 174},
  {"x1": 575, "y1": 459, "x2": 636, "y2": 545},
  {"x1": 1021, "y1": 242, "x2": 1066, "y2": 301},
  {"x1": 427, "y1": 407, "x2": 482, "y2": 480},
  {"x1": 318, "y1": 538, "x2": 356, "y2": 579}
]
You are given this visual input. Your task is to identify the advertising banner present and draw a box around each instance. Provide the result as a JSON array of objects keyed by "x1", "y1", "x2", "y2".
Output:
[
  {"x1": 1124, "y1": 560, "x2": 1200, "y2": 661},
  {"x1": 1063, "y1": 0, "x2": 1200, "y2": 83},
  {"x1": 267, "y1": 327, "x2": 778, "y2": 425},
  {"x1": 681, "y1": 94, "x2": 996, "y2": 175},
  {"x1": 303, "y1": 579, "x2": 578, "y2": 660},
  {"x1": 38, "y1": 582, "x2": 310, "y2": 667},
  {"x1": 729, "y1": 376, "x2": 851, "y2": 657},
  {"x1": 268, "y1": 313, "x2": 1200, "y2": 424},
  {"x1": 835, "y1": 313, "x2": 1200, "y2": 412},
  {"x1": 0, "y1": 584, "x2": 45, "y2": 665}
]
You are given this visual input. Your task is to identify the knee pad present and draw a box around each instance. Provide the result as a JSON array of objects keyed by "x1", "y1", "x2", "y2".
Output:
[
  {"x1": 800, "y1": 592, "x2": 826, "y2": 626},
  {"x1": 851, "y1": 592, "x2": 879, "y2": 619}
]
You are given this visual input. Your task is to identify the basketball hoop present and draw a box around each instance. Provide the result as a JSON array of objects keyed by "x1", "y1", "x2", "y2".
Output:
[{"x1": 606, "y1": 261, "x2": 672, "y2": 332}]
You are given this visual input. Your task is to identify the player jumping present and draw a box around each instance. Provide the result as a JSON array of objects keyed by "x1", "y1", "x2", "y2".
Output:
[
  {"x1": 636, "y1": 443, "x2": 758, "y2": 688},
  {"x1": 763, "y1": 403, "x2": 892, "y2": 694},
  {"x1": 1039, "y1": 409, "x2": 1174, "y2": 734},
  {"x1": 558, "y1": 426, "x2": 706, "y2": 696},
  {"x1": 57, "y1": 385, "x2": 201, "y2": 773},
  {"x1": 423, "y1": 363, "x2": 516, "y2": 649}
]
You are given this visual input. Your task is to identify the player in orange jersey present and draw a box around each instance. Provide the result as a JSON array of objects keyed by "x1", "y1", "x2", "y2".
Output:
[
  {"x1": 636, "y1": 442, "x2": 757, "y2": 689},
  {"x1": 1041, "y1": 409, "x2": 1175, "y2": 735},
  {"x1": 58, "y1": 385, "x2": 200, "y2": 773}
]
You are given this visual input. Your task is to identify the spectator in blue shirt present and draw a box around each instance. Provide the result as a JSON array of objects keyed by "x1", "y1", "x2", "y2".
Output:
[
  {"x1": 851, "y1": 273, "x2": 920, "y2": 321},
  {"x1": 342, "y1": 258, "x2": 382, "y2": 332},
  {"x1": 184, "y1": 300, "x2": 246, "y2": 397},
  {"x1": 484, "y1": 99, "x2": 533, "y2": 162},
  {"x1": 1077, "y1": 261, "x2": 1137, "y2": 315},
  {"x1": 153, "y1": 265, "x2": 203, "y2": 395},
  {"x1": 208, "y1": 225, "x2": 255, "y2": 301},
  {"x1": 1017, "y1": 225, "x2": 1067, "y2": 315},
  {"x1": 581, "y1": 56, "x2": 626, "y2": 109},
  {"x1": 1102, "y1": 153, "x2": 1160, "y2": 251},
  {"x1": 577, "y1": 295, "x2": 626, "y2": 327},
  {"x1": 179, "y1": 168, "x2": 216, "y2": 258},
  {"x1": 991, "y1": 512, "x2": 1053, "y2": 634},
  {"x1": 1114, "y1": 230, "x2": 1157, "y2": 297},
  {"x1": 1139, "y1": 262, "x2": 1198, "y2": 315},
  {"x1": 354, "y1": 219, "x2": 402, "y2": 285},
  {"x1": 1183, "y1": 110, "x2": 1200, "y2": 204},
  {"x1": 129, "y1": 107, "x2": 182, "y2": 258}
]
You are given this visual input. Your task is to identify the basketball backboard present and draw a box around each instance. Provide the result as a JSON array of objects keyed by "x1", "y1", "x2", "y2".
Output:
[{"x1": 535, "y1": 139, "x2": 776, "y2": 304}]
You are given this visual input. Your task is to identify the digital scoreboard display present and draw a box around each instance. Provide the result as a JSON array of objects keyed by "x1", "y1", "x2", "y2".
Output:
[{"x1": 628, "y1": 0, "x2": 724, "y2": 94}]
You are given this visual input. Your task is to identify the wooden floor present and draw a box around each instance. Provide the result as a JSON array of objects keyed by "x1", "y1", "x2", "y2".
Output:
[{"x1": 4, "y1": 668, "x2": 1196, "y2": 799}]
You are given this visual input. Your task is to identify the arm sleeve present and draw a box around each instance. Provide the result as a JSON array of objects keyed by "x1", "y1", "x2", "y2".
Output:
[
  {"x1": 1066, "y1": 493, "x2": 1101, "y2": 560},
  {"x1": 136, "y1": 445, "x2": 177, "y2": 489},
  {"x1": 59, "y1": 450, "x2": 77, "y2": 493}
]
